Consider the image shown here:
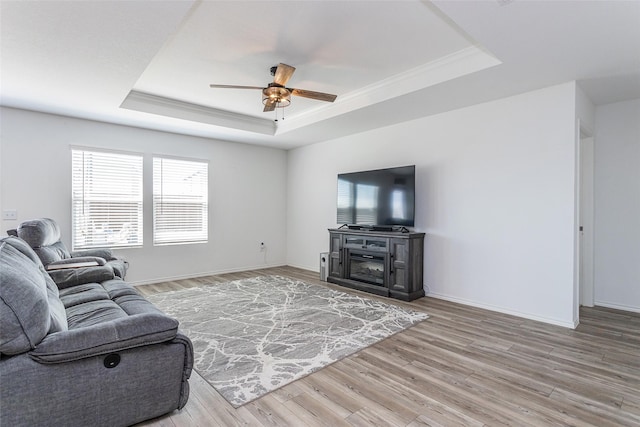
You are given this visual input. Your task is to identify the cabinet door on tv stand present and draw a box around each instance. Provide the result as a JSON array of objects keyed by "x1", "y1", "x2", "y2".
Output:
[
  {"x1": 329, "y1": 233, "x2": 343, "y2": 278},
  {"x1": 389, "y1": 238, "x2": 409, "y2": 292}
]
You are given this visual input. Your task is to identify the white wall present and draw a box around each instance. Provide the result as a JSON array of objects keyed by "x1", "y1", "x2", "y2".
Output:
[
  {"x1": 0, "y1": 107, "x2": 288, "y2": 283},
  {"x1": 287, "y1": 82, "x2": 579, "y2": 327},
  {"x1": 593, "y1": 98, "x2": 640, "y2": 312}
]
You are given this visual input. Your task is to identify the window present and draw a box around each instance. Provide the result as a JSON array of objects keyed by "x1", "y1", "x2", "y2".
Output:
[
  {"x1": 391, "y1": 189, "x2": 407, "y2": 221},
  {"x1": 153, "y1": 157, "x2": 208, "y2": 245},
  {"x1": 337, "y1": 180, "x2": 380, "y2": 224},
  {"x1": 355, "y1": 184, "x2": 379, "y2": 224},
  {"x1": 72, "y1": 149, "x2": 143, "y2": 249},
  {"x1": 337, "y1": 178, "x2": 354, "y2": 224}
]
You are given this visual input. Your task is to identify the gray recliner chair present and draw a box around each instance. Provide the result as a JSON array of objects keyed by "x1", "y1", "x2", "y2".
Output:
[{"x1": 9, "y1": 218, "x2": 129, "y2": 288}]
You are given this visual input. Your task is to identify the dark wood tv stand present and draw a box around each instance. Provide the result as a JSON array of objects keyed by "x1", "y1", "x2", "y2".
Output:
[{"x1": 327, "y1": 228, "x2": 425, "y2": 301}]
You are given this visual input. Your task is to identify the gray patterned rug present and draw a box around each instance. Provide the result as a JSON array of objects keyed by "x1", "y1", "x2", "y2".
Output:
[{"x1": 147, "y1": 275, "x2": 428, "y2": 407}]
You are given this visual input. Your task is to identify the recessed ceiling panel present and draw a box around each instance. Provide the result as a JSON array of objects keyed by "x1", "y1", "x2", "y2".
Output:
[{"x1": 130, "y1": 0, "x2": 478, "y2": 121}]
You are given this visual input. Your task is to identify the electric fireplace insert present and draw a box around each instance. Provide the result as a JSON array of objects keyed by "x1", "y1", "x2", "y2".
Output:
[{"x1": 348, "y1": 252, "x2": 385, "y2": 286}]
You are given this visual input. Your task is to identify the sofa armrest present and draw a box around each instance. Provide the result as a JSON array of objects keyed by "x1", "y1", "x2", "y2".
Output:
[
  {"x1": 174, "y1": 331, "x2": 194, "y2": 378},
  {"x1": 173, "y1": 330, "x2": 195, "y2": 409},
  {"x1": 46, "y1": 256, "x2": 107, "y2": 269},
  {"x1": 47, "y1": 255, "x2": 107, "y2": 268},
  {"x1": 29, "y1": 312, "x2": 179, "y2": 364},
  {"x1": 71, "y1": 248, "x2": 117, "y2": 261},
  {"x1": 47, "y1": 263, "x2": 116, "y2": 289}
]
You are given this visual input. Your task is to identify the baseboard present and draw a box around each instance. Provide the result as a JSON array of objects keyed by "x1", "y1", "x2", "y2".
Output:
[
  {"x1": 130, "y1": 263, "x2": 286, "y2": 286},
  {"x1": 594, "y1": 301, "x2": 640, "y2": 314},
  {"x1": 427, "y1": 291, "x2": 578, "y2": 329},
  {"x1": 285, "y1": 263, "x2": 318, "y2": 273}
]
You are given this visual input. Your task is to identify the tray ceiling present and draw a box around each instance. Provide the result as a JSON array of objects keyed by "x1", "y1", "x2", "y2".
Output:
[{"x1": 1, "y1": 1, "x2": 639, "y2": 148}]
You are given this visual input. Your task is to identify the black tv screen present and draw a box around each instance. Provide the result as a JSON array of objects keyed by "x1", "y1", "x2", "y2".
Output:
[{"x1": 337, "y1": 165, "x2": 415, "y2": 227}]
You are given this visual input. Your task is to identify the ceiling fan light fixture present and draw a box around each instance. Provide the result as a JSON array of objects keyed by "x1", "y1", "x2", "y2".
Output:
[
  {"x1": 210, "y1": 63, "x2": 336, "y2": 113},
  {"x1": 262, "y1": 86, "x2": 291, "y2": 107}
]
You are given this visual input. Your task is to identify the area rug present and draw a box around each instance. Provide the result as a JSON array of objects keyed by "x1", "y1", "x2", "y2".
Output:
[{"x1": 146, "y1": 275, "x2": 428, "y2": 407}]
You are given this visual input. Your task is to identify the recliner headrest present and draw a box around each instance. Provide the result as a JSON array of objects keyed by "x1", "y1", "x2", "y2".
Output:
[{"x1": 17, "y1": 218, "x2": 62, "y2": 248}]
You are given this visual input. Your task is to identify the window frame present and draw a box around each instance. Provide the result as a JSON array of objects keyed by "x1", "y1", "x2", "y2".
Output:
[
  {"x1": 71, "y1": 147, "x2": 144, "y2": 250},
  {"x1": 152, "y1": 155, "x2": 209, "y2": 246}
]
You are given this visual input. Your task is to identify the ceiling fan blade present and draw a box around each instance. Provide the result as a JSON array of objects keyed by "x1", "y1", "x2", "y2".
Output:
[
  {"x1": 273, "y1": 63, "x2": 296, "y2": 86},
  {"x1": 209, "y1": 84, "x2": 264, "y2": 90},
  {"x1": 263, "y1": 99, "x2": 276, "y2": 112},
  {"x1": 290, "y1": 88, "x2": 337, "y2": 103}
]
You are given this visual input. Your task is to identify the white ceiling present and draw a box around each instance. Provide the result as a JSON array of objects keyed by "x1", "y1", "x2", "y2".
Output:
[{"x1": 1, "y1": 0, "x2": 639, "y2": 149}]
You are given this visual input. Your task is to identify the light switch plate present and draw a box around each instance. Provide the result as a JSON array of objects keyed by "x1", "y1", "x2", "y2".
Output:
[{"x1": 2, "y1": 210, "x2": 18, "y2": 220}]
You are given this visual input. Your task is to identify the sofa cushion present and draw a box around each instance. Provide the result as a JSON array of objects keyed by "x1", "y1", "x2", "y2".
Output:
[
  {"x1": 65, "y1": 299, "x2": 129, "y2": 329},
  {"x1": 58, "y1": 281, "x2": 126, "y2": 329},
  {"x1": 0, "y1": 237, "x2": 68, "y2": 356},
  {"x1": 102, "y1": 279, "x2": 142, "y2": 300},
  {"x1": 59, "y1": 283, "x2": 111, "y2": 308},
  {"x1": 93, "y1": 279, "x2": 169, "y2": 317},
  {"x1": 60, "y1": 280, "x2": 163, "y2": 329},
  {"x1": 30, "y1": 312, "x2": 179, "y2": 364}
]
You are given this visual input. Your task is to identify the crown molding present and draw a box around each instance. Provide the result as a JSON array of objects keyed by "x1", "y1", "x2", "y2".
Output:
[
  {"x1": 119, "y1": 46, "x2": 500, "y2": 138},
  {"x1": 276, "y1": 46, "x2": 501, "y2": 135},
  {"x1": 120, "y1": 90, "x2": 276, "y2": 135}
]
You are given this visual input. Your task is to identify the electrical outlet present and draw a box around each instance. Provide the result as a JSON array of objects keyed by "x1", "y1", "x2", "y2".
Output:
[{"x1": 2, "y1": 210, "x2": 17, "y2": 220}]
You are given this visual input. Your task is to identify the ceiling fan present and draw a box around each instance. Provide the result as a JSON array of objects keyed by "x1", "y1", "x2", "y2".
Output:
[{"x1": 209, "y1": 63, "x2": 337, "y2": 113}]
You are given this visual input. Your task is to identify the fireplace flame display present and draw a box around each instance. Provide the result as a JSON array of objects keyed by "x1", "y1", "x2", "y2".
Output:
[{"x1": 349, "y1": 253, "x2": 385, "y2": 285}]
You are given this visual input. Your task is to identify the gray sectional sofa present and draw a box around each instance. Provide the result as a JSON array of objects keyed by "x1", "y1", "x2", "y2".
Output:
[{"x1": 0, "y1": 236, "x2": 193, "y2": 426}]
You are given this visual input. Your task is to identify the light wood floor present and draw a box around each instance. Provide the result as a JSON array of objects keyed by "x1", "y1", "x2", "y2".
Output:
[{"x1": 135, "y1": 266, "x2": 640, "y2": 427}]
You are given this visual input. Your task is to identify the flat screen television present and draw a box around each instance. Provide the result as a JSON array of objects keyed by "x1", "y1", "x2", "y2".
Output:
[{"x1": 337, "y1": 165, "x2": 415, "y2": 229}]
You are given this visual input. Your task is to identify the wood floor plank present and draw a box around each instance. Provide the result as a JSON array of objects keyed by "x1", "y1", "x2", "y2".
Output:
[
  {"x1": 407, "y1": 412, "x2": 484, "y2": 427},
  {"x1": 374, "y1": 335, "x2": 555, "y2": 398},
  {"x1": 188, "y1": 372, "x2": 264, "y2": 426},
  {"x1": 293, "y1": 376, "x2": 357, "y2": 419},
  {"x1": 603, "y1": 348, "x2": 640, "y2": 368},
  {"x1": 345, "y1": 406, "x2": 407, "y2": 427},
  {"x1": 135, "y1": 266, "x2": 640, "y2": 427},
  {"x1": 462, "y1": 371, "x2": 624, "y2": 427},
  {"x1": 282, "y1": 392, "x2": 352, "y2": 427},
  {"x1": 297, "y1": 373, "x2": 364, "y2": 415},
  {"x1": 321, "y1": 363, "x2": 420, "y2": 425},
  {"x1": 344, "y1": 355, "x2": 486, "y2": 427},
  {"x1": 623, "y1": 395, "x2": 640, "y2": 418},
  {"x1": 549, "y1": 387, "x2": 640, "y2": 426},
  {"x1": 343, "y1": 346, "x2": 528, "y2": 426},
  {"x1": 244, "y1": 394, "x2": 308, "y2": 427},
  {"x1": 506, "y1": 343, "x2": 639, "y2": 401},
  {"x1": 389, "y1": 351, "x2": 552, "y2": 426},
  {"x1": 269, "y1": 381, "x2": 306, "y2": 404}
]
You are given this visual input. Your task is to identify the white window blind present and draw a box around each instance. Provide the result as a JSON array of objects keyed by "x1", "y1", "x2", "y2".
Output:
[
  {"x1": 153, "y1": 157, "x2": 208, "y2": 245},
  {"x1": 71, "y1": 149, "x2": 143, "y2": 250}
]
